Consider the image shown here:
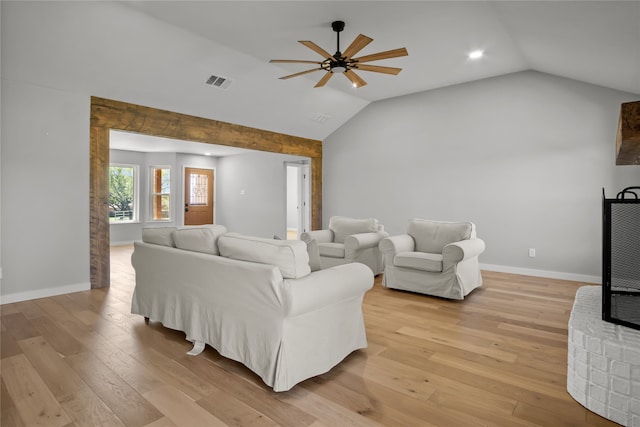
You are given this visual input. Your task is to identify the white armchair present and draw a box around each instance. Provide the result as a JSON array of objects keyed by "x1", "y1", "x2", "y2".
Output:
[
  {"x1": 379, "y1": 219, "x2": 485, "y2": 300},
  {"x1": 301, "y1": 216, "x2": 388, "y2": 275}
]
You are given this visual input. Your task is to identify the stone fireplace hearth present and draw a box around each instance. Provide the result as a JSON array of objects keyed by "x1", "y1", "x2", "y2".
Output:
[{"x1": 568, "y1": 286, "x2": 640, "y2": 426}]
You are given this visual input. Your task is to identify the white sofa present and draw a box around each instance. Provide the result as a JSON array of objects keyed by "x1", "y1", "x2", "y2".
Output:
[
  {"x1": 130, "y1": 225, "x2": 374, "y2": 392},
  {"x1": 300, "y1": 216, "x2": 388, "y2": 275}
]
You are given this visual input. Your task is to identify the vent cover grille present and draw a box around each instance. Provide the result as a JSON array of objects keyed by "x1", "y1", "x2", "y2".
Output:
[
  {"x1": 311, "y1": 113, "x2": 331, "y2": 124},
  {"x1": 205, "y1": 75, "x2": 232, "y2": 90}
]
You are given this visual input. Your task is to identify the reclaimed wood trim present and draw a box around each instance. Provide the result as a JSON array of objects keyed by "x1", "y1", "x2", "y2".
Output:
[
  {"x1": 616, "y1": 100, "x2": 640, "y2": 165},
  {"x1": 90, "y1": 126, "x2": 110, "y2": 289},
  {"x1": 311, "y1": 156, "x2": 323, "y2": 231},
  {"x1": 90, "y1": 97, "x2": 322, "y2": 158},
  {"x1": 90, "y1": 97, "x2": 323, "y2": 288}
]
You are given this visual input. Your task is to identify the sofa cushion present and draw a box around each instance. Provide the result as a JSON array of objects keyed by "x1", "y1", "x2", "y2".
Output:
[
  {"x1": 394, "y1": 252, "x2": 443, "y2": 272},
  {"x1": 407, "y1": 220, "x2": 473, "y2": 254},
  {"x1": 329, "y1": 216, "x2": 379, "y2": 244},
  {"x1": 218, "y1": 233, "x2": 311, "y2": 279},
  {"x1": 173, "y1": 224, "x2": 227, "y2": 255},
  {"x1": 318, "y1": 242, "x2": 346, "y2": 258},
  {"x1": 142, "y1": 227, "x2": 177, "y2": 247}
]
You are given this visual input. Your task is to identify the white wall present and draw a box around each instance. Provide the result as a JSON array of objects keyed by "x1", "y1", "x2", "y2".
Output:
[
  {"x1": 216, "y1": 151, "x2": 308, "y2": 238},
  {"x1": 1, "y1": 80, "x2": 91, "y2": 302},
  {"x1": 110, "y1": 148, "x2": 307, "y2": 241},
  {"x1": 108, "y1": 149, "x2": 221, "y2": 245},
  {"x1": 323, "y1": 71, "x2": 640, "y2": 281},
  {"x1": 175, "y1": 153, "x2": 219, "y2": 229}
]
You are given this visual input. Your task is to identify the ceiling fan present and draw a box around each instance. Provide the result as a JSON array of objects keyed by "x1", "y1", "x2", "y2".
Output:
[{"x1": 270, "y1": 20, "x2": 408, "y2": 88}]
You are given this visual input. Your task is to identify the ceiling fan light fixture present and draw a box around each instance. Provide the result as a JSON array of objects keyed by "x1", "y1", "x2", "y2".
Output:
[
  {"x1": 468, "y1": 50, "x2": 484, "y2": 59},
  {"x1": 332, "y1": 66, "x2": 347, "y2": 73}
]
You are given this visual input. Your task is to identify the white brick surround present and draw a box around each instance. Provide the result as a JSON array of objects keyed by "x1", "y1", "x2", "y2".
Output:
[{"x1": 568, "y1": 286, "x2": 640, "y2": 427}]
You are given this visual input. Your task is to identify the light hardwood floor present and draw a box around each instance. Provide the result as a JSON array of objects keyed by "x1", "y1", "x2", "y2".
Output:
[{"x1": 1, "y1": 245, "x2": 620, "y2": 426}]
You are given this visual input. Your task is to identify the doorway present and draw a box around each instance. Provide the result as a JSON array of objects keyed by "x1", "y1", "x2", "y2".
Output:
[
  {"x1": 90, "y1": 97, "x2": 322, "y2": 288},
  {"x1": 184, "y1": 167, "x2": 215, "y2": 225},
  {"x1": 286, "y1": 162, "x2": 310, "y2": 240}
]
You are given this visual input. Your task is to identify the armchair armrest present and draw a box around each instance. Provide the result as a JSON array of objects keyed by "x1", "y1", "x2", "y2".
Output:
[
  {"x1": 442, "y1": 238, "x2": 486, "y2": 263},
  {"x1": 300, "y1": 229, "x2": 334, "y2": 244},
  {"x1": 379, "y1": 235, "x2": 415, "y2": 256},
  {"x1": 345, "y1": 231, "x2": 389, "y2": 251}
]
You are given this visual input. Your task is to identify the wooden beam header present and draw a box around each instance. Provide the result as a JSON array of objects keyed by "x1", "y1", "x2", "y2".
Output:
[
  {"x1": 616, "y1": 100, "x2": 640, "y2": 165},
  {"x1": 91, "y1": 97, "x2": 322, "y2": 158}
]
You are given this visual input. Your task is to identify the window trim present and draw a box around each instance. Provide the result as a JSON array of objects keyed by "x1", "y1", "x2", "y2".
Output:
[{"x1": 149, "y1": 165, "x2": 172, "y2": 222}]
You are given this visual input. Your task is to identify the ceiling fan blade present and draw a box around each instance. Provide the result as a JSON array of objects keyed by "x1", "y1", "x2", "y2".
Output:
[
  {"x1": 279, "y1": 68, "x2": 322, "y2": 80},
  {"x1": 354, "y1": 64, "x2": 403, "y2": 75},
  {"x1": 270, "y1": 59, "x2": 322, "y2": 64},
  {"x1": 352, "y1": 47, "x2": 409, "y2": 63},
  {"x1": 342, "y1": 34, "x2": 373, "y2": 59},
  {"x1": 344, "y1": 70, "x2": 367, "y2": 88},
  {"x1": 299, "y1": 40, "x2": 335, "y2": 61},
  {"x1": 314, "y1": 72, "x2": 334, "y2": 88}
]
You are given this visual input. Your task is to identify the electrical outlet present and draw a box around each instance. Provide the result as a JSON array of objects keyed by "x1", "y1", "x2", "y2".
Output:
[{"x1": 529, "y1": 248, "x2": 536, "y2": 258}]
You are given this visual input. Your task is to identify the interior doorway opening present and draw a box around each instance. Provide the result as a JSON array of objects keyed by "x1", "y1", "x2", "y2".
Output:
[{"x1": 286, "y1": 162, "x2": 311, "y2": 240}]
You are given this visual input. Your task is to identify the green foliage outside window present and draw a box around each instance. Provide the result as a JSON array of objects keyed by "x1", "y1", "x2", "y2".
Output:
[{"x1": 109, "y1": 166, "x2": 135, "y2": 222}]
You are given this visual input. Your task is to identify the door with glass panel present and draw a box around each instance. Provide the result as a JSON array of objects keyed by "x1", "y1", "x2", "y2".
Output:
[{"x1": 184, "y1": 167, "x2": 214, "y2": 225}]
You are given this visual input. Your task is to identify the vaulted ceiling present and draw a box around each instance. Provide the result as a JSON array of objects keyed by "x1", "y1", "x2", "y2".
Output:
[{"x1": 3, "y1": 1, "x2": 639, "y2": 143}]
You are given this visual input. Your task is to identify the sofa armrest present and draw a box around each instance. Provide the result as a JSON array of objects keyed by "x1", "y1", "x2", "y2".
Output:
[
  {"x1": 284, "y1": 263, "x2": 374, "y2": 317},
  {"x1": 300, "y1": 229, "x2": 334, "y2": 244},
  {"x1": 379, "y1": 235, "x2": 415, "y2": 256},
  {"x1": 442, "y1": 238, "x2": 486, "y2": 264}
]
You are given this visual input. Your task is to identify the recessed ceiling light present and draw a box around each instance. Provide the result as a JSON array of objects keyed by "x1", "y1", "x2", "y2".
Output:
[
  {"x1": 468, "y1": 50, "x2": 484, "y2": 60},
  {"x1": 204, "y1": 152, "x2": 212, "y2": 156}
]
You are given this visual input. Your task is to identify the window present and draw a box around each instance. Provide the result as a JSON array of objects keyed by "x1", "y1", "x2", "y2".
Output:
[
  {"x1": 189, "y1": 172, "x2": 209, "y2": 205},
  {"x1": 150, "y1": 166, "x2": 171, "y2": 221},
  {"x1": 109, "y1": 164, "x2": 138, "y2": 223}
]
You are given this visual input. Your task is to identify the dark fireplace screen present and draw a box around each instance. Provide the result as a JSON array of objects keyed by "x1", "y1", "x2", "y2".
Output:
[{"x1": 602, "y1": 187, "x2": 640, "y2": 331}]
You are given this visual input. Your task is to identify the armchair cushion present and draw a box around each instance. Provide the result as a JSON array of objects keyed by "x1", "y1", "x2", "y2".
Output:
[
  {"x1": 394, "y1": 252, "x2": 443, "y2": 273},
  {"x1": 329, "y1": 216, "x2": 379, "y2": 244},
  {"x1": 301, "y1": 229, "x2": 334, "y2": 244},
  {"x1": 318, "y1": 242, "x2": 346, "y2": 258},
  {"x1": 408, "y1": 219, "x2": 473, "y2": 253}
]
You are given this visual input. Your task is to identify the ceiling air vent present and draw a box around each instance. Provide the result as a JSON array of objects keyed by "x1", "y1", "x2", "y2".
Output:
[
  {"x1": 204, "y1": 74, "x2": 232, "y2": 90},
  {"x1": 311, "y1": 113, "x2": 331, "y2": 124}
]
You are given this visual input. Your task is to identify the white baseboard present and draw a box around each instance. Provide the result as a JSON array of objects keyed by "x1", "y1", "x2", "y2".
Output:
[
  {"x1": 0, "y1": 282, "x2": 91, "y2": 305},
  {"x1": 480, "y1": 263, "x2": 600, "y2": 284},
  {"x1": 110, "y1": 240, "x2": 135, "y2": 247}
]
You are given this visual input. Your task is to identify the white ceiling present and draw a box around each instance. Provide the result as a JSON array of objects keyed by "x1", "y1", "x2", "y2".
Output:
[
  {"x1": 3, "y1": 1, "x2": 639, "y2": 150},
  {"x1": 110, "y1": 130, "x2": 251, "y2": 156},
  {"x1": 123, "y1": 0, "x2": 640, "y2": 99}
]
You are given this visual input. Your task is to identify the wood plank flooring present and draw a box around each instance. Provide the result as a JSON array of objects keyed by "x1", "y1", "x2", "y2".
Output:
[{"x1": 0, "y1": 245, "x2": 621, "y2": 426}]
